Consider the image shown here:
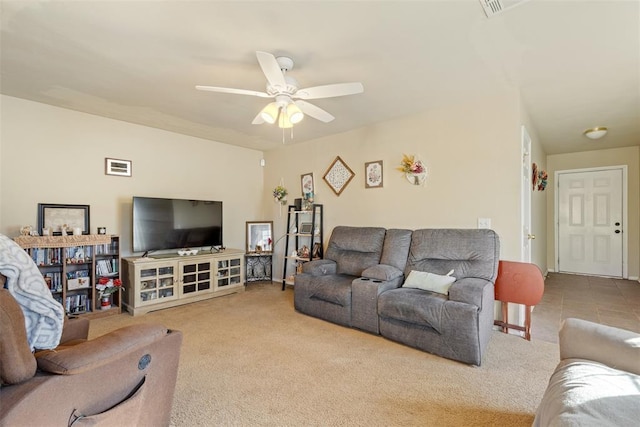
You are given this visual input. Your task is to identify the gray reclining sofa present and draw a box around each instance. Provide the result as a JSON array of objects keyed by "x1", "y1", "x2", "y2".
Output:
[{"x1": 294, "y1": 226, "x2": 500, "y2": 366}]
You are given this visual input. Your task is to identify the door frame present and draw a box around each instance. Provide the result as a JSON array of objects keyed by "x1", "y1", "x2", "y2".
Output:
[
  {"x1": 554, "y1": 165, "x2": 628, "y2": 278},
  {"x1": 521, "y1": 125, "x2": 532, "y2": 263}
]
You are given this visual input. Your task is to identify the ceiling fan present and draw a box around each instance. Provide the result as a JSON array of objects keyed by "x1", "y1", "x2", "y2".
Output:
[{"x1": 196, "y1": 51, "x2": 364, "y2": 128}]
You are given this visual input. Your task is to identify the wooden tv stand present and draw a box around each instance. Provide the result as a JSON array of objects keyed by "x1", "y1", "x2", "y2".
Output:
[{"x1": 122, "y1": 248, "x2": 244, "y2": 316}]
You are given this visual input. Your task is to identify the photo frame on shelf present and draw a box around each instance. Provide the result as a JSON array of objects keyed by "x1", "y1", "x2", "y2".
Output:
[
  {"x1": 38, "y1": 203, "x2": 90, "y2": 235},
  {"x1": 246, "y1": 221, "x2": 273, "y2": 253},
  {"x1": 365, "y1": 160, "x2": 383, "y2": 189},
  {"x1": 323, "y1": 156, "x2": 355, "y2": 196},
  {"x1": 300, "y1": 222, "x2": 313, "y2": 234},
  {"x1": 301, "y1": 173, "x2": 314, "y2": 198},
  {"x1": 312, "y1": 242, "x2": 322, "y2": 259},
  {"x1": 105, "y1": 158, "x2": 132, "y2": 177}
]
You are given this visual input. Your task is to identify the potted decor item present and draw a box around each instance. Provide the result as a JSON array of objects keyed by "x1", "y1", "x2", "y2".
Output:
[
  {"x1": 273, "y1": 185, "x2": 288, "y2": 205},
  {"x1": 97, "y1": 277, "x2": 123, "y2": 310},
  {"x1": 398, "y1": 154, "x2": 427, "y2": 185}
]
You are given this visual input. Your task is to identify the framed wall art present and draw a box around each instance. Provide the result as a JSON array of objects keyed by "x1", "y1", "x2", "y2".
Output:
[
  {"x1": 301, "y1": 173, "x2": 314, "y2": 199},
  {"x1": 38, "y1": 203, "x2": 90, "y2": 235},
  {"x1": 365, "y1": 160, "x2": 383, "y2": 189},
  {"x1": 105, "y1": 158, "x2": 132, "y2": 177},
  {"x1": 323, "y1": 156, "x2": 355, "y2": 196}
]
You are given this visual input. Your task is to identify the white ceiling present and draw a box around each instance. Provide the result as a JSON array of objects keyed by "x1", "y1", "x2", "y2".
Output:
[{"x1": 1, "y1": 0, "x2": 638, "y2": 153}]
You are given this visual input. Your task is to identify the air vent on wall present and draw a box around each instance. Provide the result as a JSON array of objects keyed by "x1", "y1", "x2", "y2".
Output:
[{"x1": 479, "y1": 0, "x2": 530, "y2": 18}]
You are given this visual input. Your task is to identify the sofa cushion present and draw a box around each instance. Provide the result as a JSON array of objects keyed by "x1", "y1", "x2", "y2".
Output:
[
  {"x1": 378, "y1": 288, "x2": 447, "y2": 333},
  {"x1": 325, "y1": 226, "x2": 386, "y2": 276},
  {"x1": 403, "y1": 270, "x2": 455, "y2": 295},
  {"x1": 406, "y1": 229, "x2": 499, "y2": 282},
  {"x1": 559, "y1": 317, "x2": 640, "y2": 376},
  {"x1": 306, "y1": 274, "x2": 354, "y2": 307},
  {"x1": 534, "y1": 359, "x2": 640, "y2": 426},
  {"x1": 379, "y1": 229, "x2": 412, "y2": 271}
]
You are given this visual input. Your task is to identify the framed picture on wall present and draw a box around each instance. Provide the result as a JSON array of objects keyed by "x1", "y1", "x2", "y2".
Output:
[
  {"x1": 365, "y1": 160, "x2": 383, "y2": 188},
  {"x1": 301, "y1": 173, "x2": 314, "y2": 198}
]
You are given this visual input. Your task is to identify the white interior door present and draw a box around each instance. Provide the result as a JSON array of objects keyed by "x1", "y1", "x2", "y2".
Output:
[
  {"x1": 557, "y1": 168, "x2": 624, "y2": 277},
  {"x1": 521, "y1": 126, "x2": 532, "y2": 262}
]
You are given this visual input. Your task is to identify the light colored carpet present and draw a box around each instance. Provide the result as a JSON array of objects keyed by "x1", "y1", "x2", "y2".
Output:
[{"x1": 89, "y1": 283, "x2": 559, "y2": 426}]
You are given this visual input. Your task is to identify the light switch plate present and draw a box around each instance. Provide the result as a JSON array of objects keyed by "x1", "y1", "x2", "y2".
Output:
[{"x1": 477, "y1": 218, "x2": 492, "y2": 229}]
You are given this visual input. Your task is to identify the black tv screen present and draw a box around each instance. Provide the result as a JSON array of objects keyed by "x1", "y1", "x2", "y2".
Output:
[{"x1": 132, "y1": 196, "x2": 223, "y2": 253}]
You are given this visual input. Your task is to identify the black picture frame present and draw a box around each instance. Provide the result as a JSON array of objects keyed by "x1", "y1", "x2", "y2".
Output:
[
  {"x1": 312, "y1": 242, "x2": 322, "y2": 259},
  {"x1": 38, "y1": 203, "x2": 90, "y2": 235}
]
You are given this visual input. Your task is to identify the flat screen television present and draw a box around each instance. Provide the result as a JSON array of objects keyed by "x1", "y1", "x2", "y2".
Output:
[{"x1": 132, "y1": 196, "x2": 223, "y2": 253}]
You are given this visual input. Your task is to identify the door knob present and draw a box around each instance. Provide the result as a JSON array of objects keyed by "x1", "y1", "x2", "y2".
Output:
[
  {"x1": 615, "y1": 222, "x2": 620, "y2": 226},
  {"x1": 527, "y1": 234, "x2": 536, "y2": 240},
  {"x1": 615, "y1": 230, "x2": 621, "y2": 234}
]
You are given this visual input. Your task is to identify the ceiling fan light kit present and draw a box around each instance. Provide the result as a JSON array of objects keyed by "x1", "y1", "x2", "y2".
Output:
[
  {"x1": 583, "y1": 126, "x2": 608, "y2": 140},
  {"x1": 260, "y1": 102, "x2": 279, "y2": 124},
  {"x1": 196, "y1": 51, "x2": 364, "y2": 133},
  {"x1": 286, "y1": 103, "x2": 304, "y2": 124}
]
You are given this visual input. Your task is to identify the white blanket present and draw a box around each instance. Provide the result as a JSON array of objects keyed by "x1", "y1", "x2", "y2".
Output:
[{"x1": 0, "y1": 233, "x2": 64, "y2": 350}]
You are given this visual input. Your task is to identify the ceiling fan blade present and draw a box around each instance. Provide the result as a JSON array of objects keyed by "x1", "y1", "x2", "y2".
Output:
[
  {"x1": 252, "y1": 112, "x2": 265, "y2": 125},
  {"x1": 294, "y1": 82, "x2": 364, "y2": 100},
  {"x1": 256, "y1": 51, "x2": 287, "y2": 91},
  {"x1": 195, "y1": 85, "x2": 271, "y2": 98},
  {"x1": 295, "y1": 100, "x2": 335, "y2": 123}
]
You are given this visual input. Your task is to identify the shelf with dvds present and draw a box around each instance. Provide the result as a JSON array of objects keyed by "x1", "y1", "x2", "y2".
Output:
[
  {"x1": 282, "y1": 204, "x2": 323, "y2": 290},
  {"x1": 14, "y1": 235, "x2": 121, "y2": 318}
]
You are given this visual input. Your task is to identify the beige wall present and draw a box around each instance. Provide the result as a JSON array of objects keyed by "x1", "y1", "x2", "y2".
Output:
[
  {"x1": 546, "y1": 146, "x2": 640, "y2": 279},
  {"x1": 0, "y1": 95, "x2": 265, "y2": 256},
  {"x1": 263, "y1": 91, "x2": 527, "y2": 281}
]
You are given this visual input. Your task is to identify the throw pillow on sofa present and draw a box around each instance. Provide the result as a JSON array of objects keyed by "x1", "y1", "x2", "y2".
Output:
[{"x1": 402, "y1": 270, "x2": 455, "y2": 295}]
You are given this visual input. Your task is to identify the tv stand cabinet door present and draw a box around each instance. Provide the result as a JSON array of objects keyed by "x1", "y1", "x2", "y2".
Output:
[
  {"x1": 214, "y1": 255, "x2": 244, "y2": 291},
  {"x1": 134, "y1": 260, "x2": 179, "y2": 307},
  {"x1": 178, "y1": 259, "x2": 214, "y2": 297}
]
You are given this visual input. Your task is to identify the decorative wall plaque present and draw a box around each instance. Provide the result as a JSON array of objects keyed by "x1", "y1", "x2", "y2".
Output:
[{"x1": 323, "y1": 156, "x2": 355, "y2": 196}]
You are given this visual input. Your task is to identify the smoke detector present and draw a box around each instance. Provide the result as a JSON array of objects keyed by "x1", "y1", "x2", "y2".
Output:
[{"x1": 479, "y1": 0, "x2": 530, "y2": 18}]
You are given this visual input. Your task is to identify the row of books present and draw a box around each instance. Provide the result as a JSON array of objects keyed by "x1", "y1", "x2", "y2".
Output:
[
  {"x1": 43, "y1": 272, "x2": 63, "y2": 292},
  {"x1": 65, "y1": 294, "x2": 90, "y2": 314},
  {"x1": 95, "y1": 241, "x2": 119, "y2": 255},
  {"x1": 96, "y1": 259, "x2": 119, "y2": 276},
  {"x1": 66, "y1": 270, "x2": 90, "y2": 279},
  {"x1": 65, "y1": 246, "x2": 93, "y2": 262},
  {"x1": 31, "y1": 248, "x2": 62, "y2": 266}
]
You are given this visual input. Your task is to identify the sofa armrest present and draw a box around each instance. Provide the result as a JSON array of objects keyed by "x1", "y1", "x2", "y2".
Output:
[
  {"x1": 448, "y1": 277, "x2": 493, "y2": 308},
  {"x1": 36, "y1": 324, "x2": 171, "y2": 375},
  {"x1": 559, "y1": 318, "x2": 640, "y2": 375},
  {"x1": 301, "y1": 259, "x2": 337, "y2": 276},
  {"x1": 361, "y1": 264, "x2": 403, "y2": 281}
]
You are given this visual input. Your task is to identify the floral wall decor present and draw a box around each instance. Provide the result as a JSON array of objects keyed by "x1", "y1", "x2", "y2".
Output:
[
  {"x1": 536, "y1": 169, "x2": 548, "y2": 191},
  {"x1": 365, "y1": 160, "x2": 383, "y2": 188},
  {"x1": 398, "y1": 154, "x2": 427, "y2": 185},
  {"x1": 273, "y1": 185, "x2": 288, "y2": 205},
  {"x1": 273, "y1": 182, "x2": 288, "y2": 216},
  {"x1": 531, "y1": 163, "x2": 548, "y2": 191}
]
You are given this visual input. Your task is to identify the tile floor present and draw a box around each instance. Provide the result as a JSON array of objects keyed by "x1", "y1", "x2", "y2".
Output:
[{"x1": 530, "y1": 272, "x2": 640, "y2": 343}]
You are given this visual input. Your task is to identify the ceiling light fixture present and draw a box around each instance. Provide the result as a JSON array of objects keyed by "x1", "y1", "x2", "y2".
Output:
[
  {"x1": 278, "y1": 109, "x2": 294, "y2": 129},
  {"x1": 286, "y1": 103, "x2": 304, "y2": 124},
  {"x1": 583, "y1": 127, "x2": 608, "y2": 140},
  {"x1": 259, "y1": 102, "x2": 279, "y2": 124}
]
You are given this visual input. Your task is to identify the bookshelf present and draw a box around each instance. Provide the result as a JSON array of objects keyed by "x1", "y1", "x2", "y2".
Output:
[
  {"x1": 282, "y1": 204, "x2": 323, "y2": 290},
  {"x1": 15, "y1": 235, "x2": 122, "y2": 318}
]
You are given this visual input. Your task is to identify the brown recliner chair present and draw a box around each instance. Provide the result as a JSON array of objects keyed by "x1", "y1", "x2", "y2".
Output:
[{"x1": 0, "y1": 287, "x2": 183, "y2": 426}]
